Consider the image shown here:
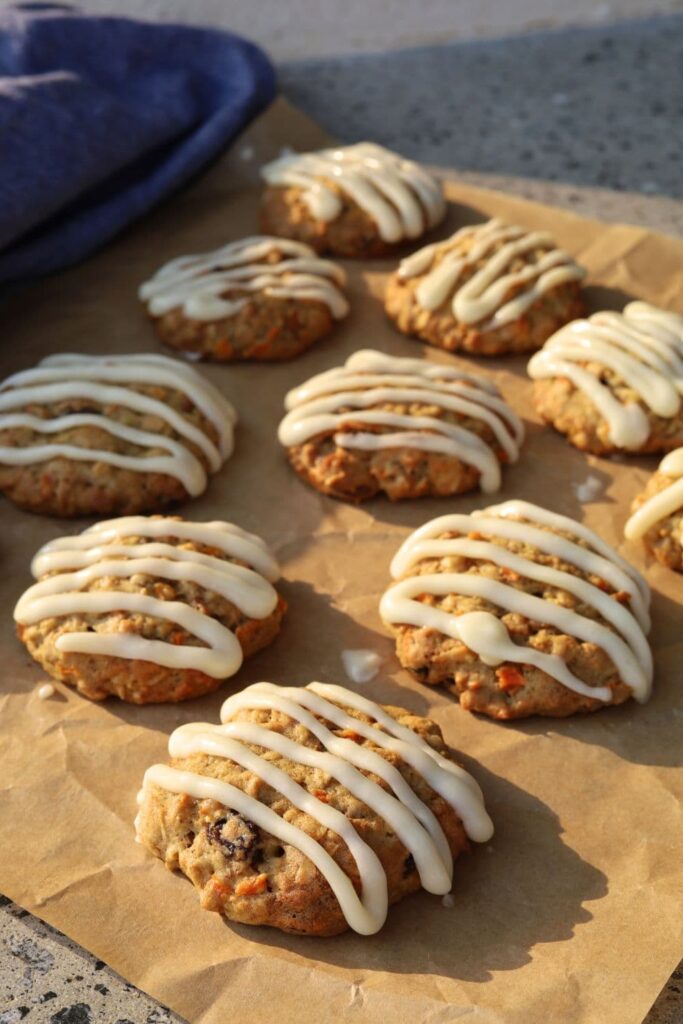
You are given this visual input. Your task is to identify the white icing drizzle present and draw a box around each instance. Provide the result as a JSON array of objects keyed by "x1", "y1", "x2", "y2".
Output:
[
  {"x1": 341, "y1": 649, "x2": 382, "y2": 684},
  {"x1": 624, "y1": 448, "x2": 683, "y2": 541},
  {"x1": 138, "y1": 681, "x2": 492, "y2": 935},
  {"x1": 139, "y1": 236, "x2": 349, "y2": 321},
  {"x1": 574, "y1": 474, "x2": 603, "y2": 503},
  {"x1": 0, "y1": 353, "x2": 237, "y2": 497},
  {"x1": 261, "y1": 143, "x2": 445, "y2": 244},
  {"x1": 278, "y1": 349, "x2": 524, "y2": 494},
  {"x1": 397, "y1": 218, "x2": 584, "y2": 328},
  {"x1": 380, "y1": 500, "x2": 652, "y2": 704},
  {"x1": 15, "y1": 517, "x2": 280, "y2": 679},
  {"x1": 528, "y1": 301, "x2": 683, "y2": 449}
]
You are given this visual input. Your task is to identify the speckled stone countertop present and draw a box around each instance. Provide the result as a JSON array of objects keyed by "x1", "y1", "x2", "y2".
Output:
[
  {"x1": 279, "y1": 14, "x2": 683, "y2": 232},
  {"x1": 1, "y1": 14, "x2": 682, "y2": 1024}
]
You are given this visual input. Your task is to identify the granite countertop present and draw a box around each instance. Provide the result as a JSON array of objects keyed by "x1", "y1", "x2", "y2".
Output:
[{"x1": 1, "y1": 14, "x2": 682, "y2": 1024}]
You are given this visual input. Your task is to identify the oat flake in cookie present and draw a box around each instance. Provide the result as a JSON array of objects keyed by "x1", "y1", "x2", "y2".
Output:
[
  {"x1": 529, "y1": 301, "x2": 683, "y2": 455},
  {"x1": 278, "y1": 349, "x2": 524, "y2": 502},
  {"x1": 0, "y1": 353, "x2": 236, "y2": 517},
  {"x1": 385, "y1": 218, "x2": 585, "y2": 357},
  {"x1": 135, "y1": 681, "x2": 493, "y2": 935},
  {"x1": 380, "y1": 501, "x2": 652, "y2": 719},
  {"x1": 625, "y1": 448, "x2": 683, "y2": 572},
  {"x1": 15, "y1": 516, "x2": 285, "y2": 703},
  {"x1": 260, "y1": 143, "x2": 446, "y2": 258},
  {"x1": 139, "y1": 236, "x2": 349, "y2": 362}
]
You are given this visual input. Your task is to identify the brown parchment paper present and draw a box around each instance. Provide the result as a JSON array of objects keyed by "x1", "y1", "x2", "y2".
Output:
[{"x1": 0, "y1": 99, "x2": 682, "y2": 1024}]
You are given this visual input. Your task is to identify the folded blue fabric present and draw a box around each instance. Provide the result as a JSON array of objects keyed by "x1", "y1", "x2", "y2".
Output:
[{"x1": 0, "y1": 3, "x2": 276, "y2": 283}]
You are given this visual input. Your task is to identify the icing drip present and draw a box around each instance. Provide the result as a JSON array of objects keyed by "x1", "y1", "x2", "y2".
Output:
[
  {"x1": 341, "y1": 649, "x2": 382, "y2": 684},
  {"x1": 139, "y1": 236, "x2": 349, "y2": 321},
  {"x1": 397, "y1": 218, "x2": 584, "y2": 328},
  {"x1": 37, "y1": 683, "x2": 55, "y2": 700},
  {"x1": 574, "y1": 474, "x2": 603, "y2": 503},
  {"x1": 278, "y1": 349, "x2": 524, "y2": 494},
  {"x1": 137, "y1": 681, "x2": 493, "y2": 935},
  {"x1": 624, "y1": 447, "x2": 683, "y2": 541},
  {"x1": 15, "y1": 517, "x2": 280, "y2": 679},
  {"x1": 380, "y1": 500, "x2": 652, "y2": 703},
  {"x1": 0, "y1": 353, "x2": 237, "y2": 496},
  {"x1": 528, "y1": 301, "x2": 683, "y2": 449},
  {"x1": 261, "y1": 143, "x2": 445, "y2": 243}
]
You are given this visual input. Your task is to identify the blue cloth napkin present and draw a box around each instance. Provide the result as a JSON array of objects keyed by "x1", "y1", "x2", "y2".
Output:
[{"x1": 0, "y1": 3, "x2": 276, "y2": 283}]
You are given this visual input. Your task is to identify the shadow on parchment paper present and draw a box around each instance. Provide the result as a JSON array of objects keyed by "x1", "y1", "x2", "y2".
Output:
[
  {"x1": 365, "y1": 426, "x2": 617, "y2": 533},
  {"x1": 99, "y1": 581, "x2": 393, "y2": 733},
  {"x1": 583, "y1": 284, "x2": 633, "y2": 314},
  {"x1": 505, "y1": 582, "x2": 683, "y2": 769},
  {"x1": 399, "y1": 283, "x2": 635, "y2": 386},
  {"x1": 439, "y1": 199, "x2": 489, "y2": 236},
  {"x1": 223, "y1": 764, "x2": 607, "y2": 982},
  {"x1": 311, "y1": 199, "x2": 487, "y2": 289},
  {"x1": 370, "y1": 198, "x2": 490, "y2": 265}
]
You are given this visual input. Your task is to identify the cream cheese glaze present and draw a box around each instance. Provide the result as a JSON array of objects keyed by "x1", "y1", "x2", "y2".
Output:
[
  {"x1": 341, "y1": 648, "x2": 382, "y2": 684},
  {"x1": 528, "y1": 302, "x2": 683, "y2": 449},
  {"x1": 0, "y1": 353, "x2": 237, "y2": 497},
  {"x1": 278, "y1": 349, "x2": 524, "y2": 494},
  {"x1": 15, "y1": 517, "x2": 280, "y2": 679},
  {"x1": 380, "y1": 500, "x2": 652, "y2": 704},
  {"x1": 261, "y1": 143, "x2": 445, "y2": 244},
  {"x1": 624, "y1": 448, "x2": 683, "y2": 541},
  {"x1": 136, "y1": 680, "x2": 493, "y2": 935},
  {"x1": 396, "y1": 218, "x2": 585, "y2": 328},
  {"x1": 139, "y1": 236, "x2": 349, "y2": 321}
]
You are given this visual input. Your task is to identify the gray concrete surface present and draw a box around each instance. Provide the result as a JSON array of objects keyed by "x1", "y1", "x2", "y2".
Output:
[
  {"x1": 278, "y1": 15, "x2": 683, "y2": 203},
  {"x1": 81, "y1": 0, "x2": 683, "y2": 60},
  {"x1": 2, "y1": 11, "x2": 682, "y2": 1024}
]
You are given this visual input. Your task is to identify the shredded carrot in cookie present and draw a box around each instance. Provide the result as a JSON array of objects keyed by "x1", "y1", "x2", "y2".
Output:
[
  {"x1": 235, "y1": 874, "x2": 268, "y2": 896},
  {"x1": 338, "y1": 728, "x2": 361, "y2": 741},
  {"x1": 215, "y1": 339, "x2": 234, "y2": 359},
  {"x1": 209, "y1": 876, "x2": 233, "y2": 898},
  {"x1": 496, "y1": 666, "x2": 526, "y2": 692}
]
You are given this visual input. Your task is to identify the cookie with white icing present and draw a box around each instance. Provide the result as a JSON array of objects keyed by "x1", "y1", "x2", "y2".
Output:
[
  {"x1": 260, "y1": 143, "x2": 446, "y2": 258},
  {"x1": 139, "y1": 237, "x2": 349, "y2": 362},
  {"x1": 625, "y1": 448, "x2": 683, "y2": 572},
  {"x1": 380, "y1": 501, "x2": 652, "y2": 719},
  {"x1": 135, "y1": 681, "x2": 493, "y2": 935},
  {"x1": 529, "y1": 302, "x2": 683, "y2": 455},
  {"x1": 0, "y1": 353, "x2": 236, "y2": 517},
  {"x1": 277, "y1": 349, "x2": 524, "y2": 502},
  {"x1": 385, "y1": 218, "x2": 585, "y2": 356},
  {"x1": 15, "y1": 516, "x2": 286, "y2": 703}
]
